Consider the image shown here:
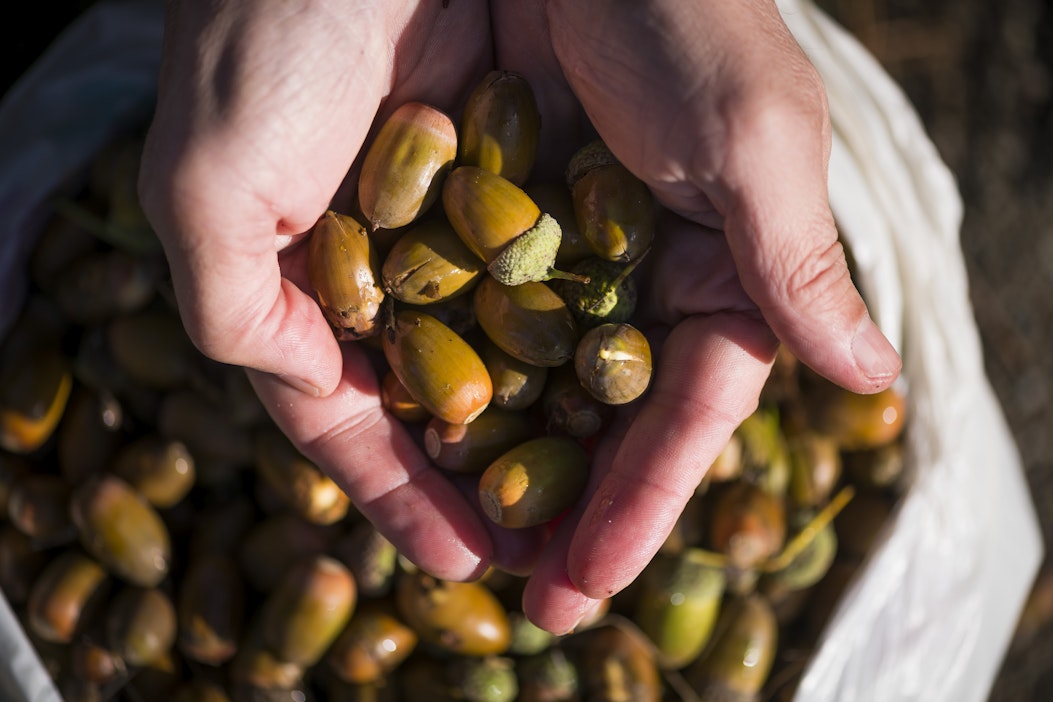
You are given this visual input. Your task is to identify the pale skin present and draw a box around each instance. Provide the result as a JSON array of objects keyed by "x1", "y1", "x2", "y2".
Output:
[{"x1": 139, "y1": 0, "x2": 901, "y2": 634}]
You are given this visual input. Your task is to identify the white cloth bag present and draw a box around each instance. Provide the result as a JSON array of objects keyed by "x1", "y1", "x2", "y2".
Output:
[{"x1": 0, "y1": 2, "x2": 1041, "y2": 701}]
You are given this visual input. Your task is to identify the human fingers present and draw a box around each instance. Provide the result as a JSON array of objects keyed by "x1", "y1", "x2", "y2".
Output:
[
  {"x1": 247, "y1": 342, "x2": 497, "y2": 582},
  {"x1": 545, "y1": 0, "x2": 900, "y2": 394}
]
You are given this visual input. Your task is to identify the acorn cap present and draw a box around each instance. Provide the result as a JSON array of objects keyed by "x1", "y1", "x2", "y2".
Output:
[
  {"x1": 565, "y1": 139, "x2": 620, "y2": 188},
  {"x1": 487, "y1": 213, "x2": 562, "y2": 285}
]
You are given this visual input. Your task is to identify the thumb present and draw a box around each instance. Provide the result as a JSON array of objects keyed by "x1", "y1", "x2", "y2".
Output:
[
  {"x1": 714, "y1": 98, "x2": 901, "y2": 394},
  {"x1": 140, "y1": 150, "x2": 343, "y2": 397}
]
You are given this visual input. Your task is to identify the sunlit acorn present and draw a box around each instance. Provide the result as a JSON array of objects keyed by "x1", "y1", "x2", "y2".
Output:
[
  {"x1": 633, "y1": 549, "x2": 727, "y2": 669},
  {"x1": 381, "y1": 217, "x2": 485, "y2": 305},
  {"x1": 683, "y1": 594, "x2": 778, "y2": 699},
  {"x1": 177, "y1": 552, "x2": 245, "y2": 665},
  {"x1": 308, "y1": 210, "x2": 386, "y2": 341},
  {"x1": 105, "y1": 586, "x2": 177, "y2": 667},
  {"x1": 395, "y1": 569, "x2": 511, "y2": 656},
  {"x1": 459, "y1": 70, "x2": 541, "y2": 186},
  {"x1": 70, "y1": 475, "x2": 171, "y2": 587},
  {"x1": 578, "y1": 625, "x2": 662, "y2": 702},
  {"x1": 801, "y1": 372, "x2": 908, "y2": 451},
  {"x1": 761, "y1": 509, "x2": 838, "y2": 596},
  {"x1": 111, "y1": 434, "x2": 196, "y2": 509},
  {"x1": 551, "y1": 256, "x2": 638, "y2": 329},
  {"x1": 326, "y1": 600, "x2": 419, "y2": 685},
  {"x1": 478, "y1": 436, "x2": 589, "y2": 529},
  {"x1": 735, "y1": 405, "x2": 791, "y2": 496},
  {"x1": 254, "y1": 429, "x2": 351, "y2": 525},
  {"x1": 358, "y1": 101, "x2": 458, "y2": 231},
  {"x1": 229, "y1": 618, "x2": 306, "y2": 692},
  {"x1": 786, "y1": 430, "x2": 842, "y2": 508},
  {"x1": 26, "y1": 550, "x2": 110, "y2": 644},
  {"x1": 473, "y1": 276, "x2": 579, "y2": 367},
  {"x1": 382, "y1": 309, "x2": 492, "y2": 424},
  {"x1": 574, "y1": 323, "x2": 653, "y2": 405},
  {"x1": 424, "y1": 406, "x2": 533, "y2": 474},
  {"x1": 480, "y1": 338, "x2": 549, "y2": 411},
  {"x1": 566, "y1": 140, "x2": 655, "y2": 263},
  {"x1": 708, "y1": 481, "x2": 786, "y2": 574},
  {"x1": 260, "y1": 555, "x2": 357, "y2": 667},
  {"x1": 442, "y1": 166, "x2": 586, "y2": 285}
]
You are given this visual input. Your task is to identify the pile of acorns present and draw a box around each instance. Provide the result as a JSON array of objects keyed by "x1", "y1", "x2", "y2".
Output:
[
  {"x1": 309, "y1": 71, "x2": 660, "y2": 529},
  {"x1": 0, "y1": 70, "x2": 909, "y2": 702}
]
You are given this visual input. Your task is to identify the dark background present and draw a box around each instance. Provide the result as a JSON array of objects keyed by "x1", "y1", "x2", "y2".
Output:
[{"x1": 5, "y1": 1, "x2": 1052, "y2": 699}]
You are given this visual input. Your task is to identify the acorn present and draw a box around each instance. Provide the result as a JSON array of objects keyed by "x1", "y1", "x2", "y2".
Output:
[
  {"x1": 358, "y1": 101, "x2": 458, "y2": 231},
  {"x1": 0, "y1": 346, "x2": 73, "y2": 454},
  {"x1": 760, "y1": 509, "x2": 838, "y2": 596},
  {"x1": 574, "y1": 323, "x2": 653, "y2": 405},
  {"x1": 566, "y1": 140, "x2": 655, "y2": 263},
  {"x1": 526, "y1": 181, "x2": 594, "y2": 267},
  {"x1": 6, "y1": 474, "x2": 76, "y2": 546},
  {"x1": 423, "y1": 406, "x2": 534, "y2": 473},
  {"x1": 541, "y1": 363, "x2": 613, "y2": 439},
  {"x1": 111, "y1": 434, "x2": 196, "y2": 509},
  {"x1": 106, "y1": 585, "x2": 177, "y2": 667},
  {"x1": 473, "y1": 276, "x2": 579, "y2": 367},
  {"x1": 800, "y1": 371, "x2": 907, "y2": 451},
  {"x1": 578, "y1": 625, "x2": 662, "y2": 702},
  {"x1": 254, "y1": 429, "x2": 351, "y2": 525},
  {"x1": 325, "y1": 600, "x2": 418, "y2": 685},
  {"x1": 331, "y1": 522, "x2": 399, "y2": 599},
  {"x1": 382, "y1": 309, "x2": 492, "y2": 424},
  {"x1": 480, "y1": 338, "x2": 549, "y2": 411},
  {"x1": 442, "y1": 166, "x2": 587, "y2": 286},
  {"x1": 70, "y1": 475, "x2": 171, "y2": 588},
  {"x1": 308, "y1": 210, "x2": 386, "y2": 340},
  {"x1": 478, "y1": 436, "x2": 589, "y2": 528},
  {"x1": 633, "y1": 548, "x2": 727, "y2": 669},
  {"x1": 708, "y1": 481, "x2": 786, "y2": 577},
  {"x1": 381, "y1": 217, "x2": 484, "y2": 305},
  {"x1": 459, "y1": 70, "x2": 541, "y2": 186},
  {"x1": 260, "y1": 555, "x2": 357, "y2": 667},
  {"x1": 683, "y1": 594, "x2": 778, "y2": 700},
  {"x1": 551, "y1": 256, "x2": 638, "y2": 329},
  {"x1": 26, "y1": 550, "x2": 110, "y2": 644},
  {"x1": 106, "y1": 307, "x2": 197, "y2": 390},
  {"x1": 394, "y1": 569, "x2": 511, "y2": 656},
  {"x1": 735, "y1": 406, "x2": 791, "y2": 496},
  {"x1": 177, "y1": 552, "x2": 245, "y2": 665},
  {"x1": 380, "y1": 369, "x2": 432, "y2": 423},
  {"x1": 786, "y1": 430, "x2": 842, "y2": 508}
]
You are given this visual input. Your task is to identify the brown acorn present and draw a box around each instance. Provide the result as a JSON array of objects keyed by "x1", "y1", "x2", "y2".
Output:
[
  {"x1": 254, "y1": 429, "x2": 351, "y2": 525},
  {"x1": 473, "y1": 276, "x2": 579, "y2": 368},
  {"x1": 574, "y1": 323, "x2": 653, "y2": 405},
  {"x1": 106, "y1": 586, "x2": 177, "y2": 667},
  {"x1": 442, "y1": 166, "x2": 586, "y2": 285},
  {"x1": 381, "y1": 217, "x2": 484, "y2": 305},
  {"x1": 382, "y1": 309, "x2": 492, "y2": 424},
  {"x1": 69, "y1": 474, "x2": 171, "y2": 587},
  {"x1": 111, "y1": 434, "x2": 196, "y2": 509},
  {"x1": 26, "y1": 550, "x2": 110, "y2": 644},
  {"x1": 177, "y1": 552, "x2": 245, "y2": 665},
  {"x1": 394, "y1": 569, "x2": 511, "y2": 656},
  {"x1": 541, "y1": 363, "x2": 613, "y2": 439},
  {"x1": 683, "y1": 594, "x2": 778, "y2": 699},
  {"x1": 359, "y1": 101, "x2": 458, "y2": 231},
  {"x1": 478, "y1": 436, "x2": 589, "y2": 528},
  {"x1": 480, "y1": 338, "x2": 549, "y2": 411},
  {"x1": 325, "y1": 600, "x2": 419, "y2": 685},
  {"x1": 800, "y1": 371, "x2": 907, "y2": 451},
  {"x1": 459, "y1": 70, "x2": 541, "y2": 186},
  {"x1": 380, "y1": 369, "x2": 432, "y2": 423},
  {"x1": 566, "y1": 140, "x2": 655, "y2": 263},
  {"x1": 708, "y1": 481, "x2": 786, "y2": 576},
  {"x1": 0, "y1": 347, "x2": 73, "y2": 454},
  {"x1": 423, "y1": 406, "x2": 534, "y2": 473},
  {"x1": 308, "y1": 210, "x2": 386, "y2": 340}
]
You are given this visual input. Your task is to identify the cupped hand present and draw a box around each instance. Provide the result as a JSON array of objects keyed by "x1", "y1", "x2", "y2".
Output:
[
  {"x1": 494, "y1": 0, "x2": 902, "y2": 632},
  {"x1": 137, "y1": 0, "x2": 525, "y2": 581}
]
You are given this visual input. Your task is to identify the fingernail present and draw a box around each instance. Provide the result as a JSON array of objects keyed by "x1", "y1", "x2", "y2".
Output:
[
  {"x1": 277, "y1": 373, "x2": 321, "y2": 397},
  {"x1": 852, "y1": 318, "x2": 901, "y2": 381}
]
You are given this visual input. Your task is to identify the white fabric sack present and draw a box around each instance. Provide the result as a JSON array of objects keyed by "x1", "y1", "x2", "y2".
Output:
[{"x1": 0, "y1": 2, "x2": 1041, "y2": 701}]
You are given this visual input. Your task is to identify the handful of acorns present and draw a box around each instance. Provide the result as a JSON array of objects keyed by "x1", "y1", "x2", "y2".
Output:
[
  {"x1": 0, "y1": 69, "x2": 908, "y2": 702},
  {"x1": 308, "y1": 71, "x2": 658, "y2": 529}
]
